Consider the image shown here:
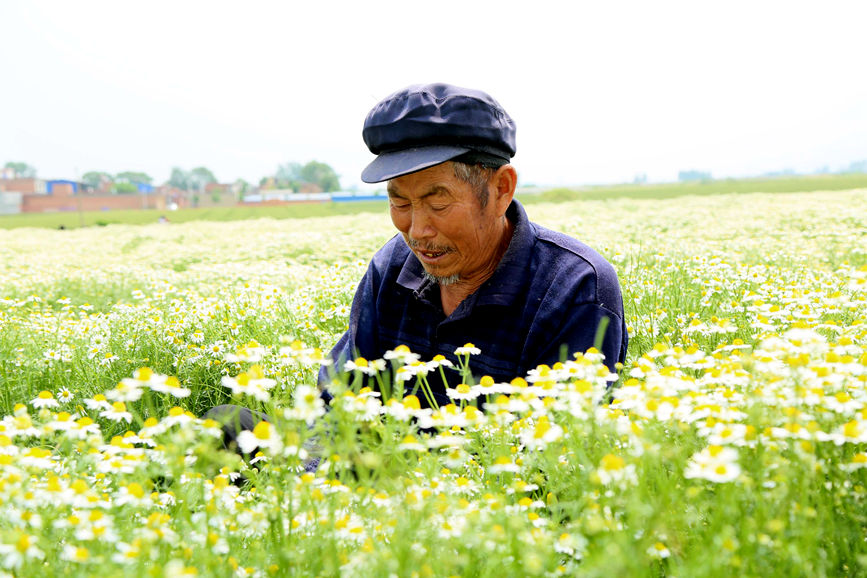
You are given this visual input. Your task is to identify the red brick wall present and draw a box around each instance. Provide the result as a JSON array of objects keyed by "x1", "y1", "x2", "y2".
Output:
[
  {"x1": 51, "y1": 183, "x2": 74, "y2": 197},
  {"x1": 22, "y1": 194, "x2": 167, "y2": 213},
  {"x1": 0, "y1": 179, "x2": 44, "y2": 193}
]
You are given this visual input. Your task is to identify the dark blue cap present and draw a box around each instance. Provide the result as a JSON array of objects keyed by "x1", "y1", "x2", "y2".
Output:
[{"x1": 361, "y1": 83, "x2": 516, "y2": 183}]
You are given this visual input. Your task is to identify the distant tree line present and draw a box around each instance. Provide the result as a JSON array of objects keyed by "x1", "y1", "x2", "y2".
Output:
[
  {"x1": 3, "y1": 160, "x2": 342, "y2": 197},
  {"x1": 269, "y1": 160, "x2": 341, "y2": 192}
]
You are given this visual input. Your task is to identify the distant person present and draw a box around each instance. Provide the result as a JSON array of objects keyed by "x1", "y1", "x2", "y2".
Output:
[
  {"x1": 207, "y1": 83, "x2": 628, "y2": 455},
  {"x1": 158, "y1": 215, "x2": 170, "y2": 224}
]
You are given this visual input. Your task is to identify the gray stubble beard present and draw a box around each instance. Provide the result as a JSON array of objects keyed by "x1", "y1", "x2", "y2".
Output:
[{"x1": 422, "y1": 271, "x2": 461, "y2": 286}]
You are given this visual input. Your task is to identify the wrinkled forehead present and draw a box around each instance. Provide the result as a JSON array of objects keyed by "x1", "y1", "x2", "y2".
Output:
[{"x1": 385, "y1": 163, "x2": 465, "y2": 199}]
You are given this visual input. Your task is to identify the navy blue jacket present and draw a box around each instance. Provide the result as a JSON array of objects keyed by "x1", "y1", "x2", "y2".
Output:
[{"x1": 319, "y1": 200, "x2": 628, "y2": 406}]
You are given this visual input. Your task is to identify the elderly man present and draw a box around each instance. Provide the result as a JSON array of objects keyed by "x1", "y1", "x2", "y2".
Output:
[
  {"x1": 206, "y1": 83, "x2": 628, "y2": 458},
  {"x1": 320, "y1": 83, "x2": 627, "y2": 407}
]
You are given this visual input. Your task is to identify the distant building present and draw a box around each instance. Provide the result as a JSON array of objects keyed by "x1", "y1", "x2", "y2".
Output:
[
  {"x1": 0, "y1": 178, "x2": 47, "y2": 194},
  {"x1": 46, "y1": 180, "x2": 85, "y2": 196},
  {"x1": 0, "y1": 192, "x2": 22, "y2": 215},
  {"x1": 205, "y1": 182, "x2": 232, "y2": 195}
]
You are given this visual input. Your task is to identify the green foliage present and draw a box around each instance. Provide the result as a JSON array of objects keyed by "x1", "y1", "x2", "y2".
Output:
[
  {"x1": 114, "y1": 182, "x2": 139, "y2": 194},
  {"x1": 81, "y1": 171, "x2": 113, "y2": 188},
  {"x1": 115, "y1": 171, "x2": 153, "y2": 185},
  {"x1": 189, "y1": 166, "x2": 217, "y2": 192},
  {"x1": 275, "y1": 160, "x2": 341, "y2": 192},
  {"x1": 168, "y1": 167, "x2": 190, "y2": 190},
  {"x1": 3, "y1": 161, "x2": 36, "y2": 178}
]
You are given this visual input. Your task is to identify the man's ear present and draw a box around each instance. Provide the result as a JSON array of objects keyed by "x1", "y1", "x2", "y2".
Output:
[{"x1": 491, "y1": 165, "x2": 517, "y2": 215}]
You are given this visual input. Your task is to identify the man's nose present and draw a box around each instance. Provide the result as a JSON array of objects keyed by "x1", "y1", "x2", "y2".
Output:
[{"x1": 408, "y1": 210, "x2": 435, "y2": 240}]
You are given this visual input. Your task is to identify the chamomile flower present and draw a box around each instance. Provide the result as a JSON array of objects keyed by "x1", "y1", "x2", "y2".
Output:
[
  {"x1": 684, "y1": 445, "x2": 742, "y2": 483},
  {"x1": 31, "y1": 391, "x2": 59, "y2": 409},
  {"x1": 594, "y1": 454, "x2": 638, "y2": 487},
  {"x1": 454, "y1": 343, "x2": 481, "y2": 356},
  {"x1": 488, "y1": 456, "x2": 520, "y2": 474},
  {"x1": 447, "y1": 383, "x2": 481, "y2": 401},
  {"x1": 149, "y1": 375, "x2": 191, "y2": 398},
  {"x1": 384, "y1": 344, "x2": 420, "y2": 364},
  {"x1": 283, "y1": 384, "x2": 326, "y2": 425},
  {"x1": 237, "y1": 420, "x2": 283, "y2": 456},
  {"x1": 344, "y1": 356, "x2": 386, "y2": 375},
  {"x1": 100, "y1": 402, "x2": 133, "y2": 423}
]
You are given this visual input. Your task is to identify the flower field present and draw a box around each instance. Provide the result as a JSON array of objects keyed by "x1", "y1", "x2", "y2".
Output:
[{"x1": 0, "y1": 188, "x2": 866, "y2": 577}]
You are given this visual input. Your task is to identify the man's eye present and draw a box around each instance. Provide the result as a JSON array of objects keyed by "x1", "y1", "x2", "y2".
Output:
[
  {"x1": 390, "y1": 202, "x2": 410, "y2": 210},
  {"x1": 430, "y1": 205, "x2": 448, "y2": 212}
]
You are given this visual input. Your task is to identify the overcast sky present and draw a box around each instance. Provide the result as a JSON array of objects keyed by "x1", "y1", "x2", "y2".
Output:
[{"x1": 2, "y1": 0, "x2": 865, "y2": 189}]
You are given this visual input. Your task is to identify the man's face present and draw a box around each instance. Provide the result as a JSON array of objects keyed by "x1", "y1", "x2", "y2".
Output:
[{"x1": 387, "y1": 163, "x2": 503, "y2": 285}]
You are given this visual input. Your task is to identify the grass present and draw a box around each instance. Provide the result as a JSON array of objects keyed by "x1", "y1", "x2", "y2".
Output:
[
  {"x1": 0, "y1": 200, "x2": 388, "y2": 230},
  {"x1": 523, "y1": 172, "x2": 867, "y2": 204}
]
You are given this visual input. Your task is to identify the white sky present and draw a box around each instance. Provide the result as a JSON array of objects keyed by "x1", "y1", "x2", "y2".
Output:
[{"x1": 1, "y1": 0, "x2": 865, "y2": 189}]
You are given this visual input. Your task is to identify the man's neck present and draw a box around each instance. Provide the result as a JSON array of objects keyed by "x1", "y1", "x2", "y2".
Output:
[{"x1": 440, "y1": 215, "x2": 514, "y2": 316}]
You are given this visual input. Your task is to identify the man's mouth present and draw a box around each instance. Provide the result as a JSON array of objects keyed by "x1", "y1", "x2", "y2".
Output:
[{"x1": 408, "y1": 240, "x2": 452, "y2": 262}]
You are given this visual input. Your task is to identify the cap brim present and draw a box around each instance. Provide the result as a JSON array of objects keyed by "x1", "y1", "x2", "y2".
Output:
[{"x1": 361, "y1": 145, "x2": 470, "y2": 183}]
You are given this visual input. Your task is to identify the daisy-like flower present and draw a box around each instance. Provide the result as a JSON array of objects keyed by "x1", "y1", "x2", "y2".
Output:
[
  {"x1": 120, "y1": 367, "x2": 168, "y2": 389},
  {"x1": 283, "y1": 384, "x2": 326, "y2": 425},
  {"x1": 344, "y1": 356, "x2": 386, "y2": 375},
  {"x1": 684, "y1": 445, "x2": 742, "y2": 483},
  {"x1": 452, "y1": 476, "x2": 480, "y2": 495},
  {"x1": 114, "y1": 482, "x2": 152, "y2": 507},
  {"x1": 224, "y1": 340, "x2": 268, "y2": 363},
  {"x1": 594, "y1": 453, "x2": 638, "y2": 487},
  {"x1": 44, "y1": 411, "x2": 79, "y2": 432},
  {"x1": 428, "y1": 354, "x2": 454, "y2": 369},
  {"x1": 105, "y1": 381, "x2": 144, "y2": 403},
  {"x1": 840, "y1": 452, "x2": 867, "y2": 472},
  {"x1": 57, "y1": 387, "x2": 74, "y2": 404},
  {"x1": 237, "y1": 421, "x2": 283, "y2": 455},
  {"x1": 83, "y1": 394, "x2": 112, "y2": 412},
  {"x1": 454, "y1": 343, "x2": 481, "y2": 356},
  {"x1": 18, "y1": 447, "x2": 55, "y2": 469},
  {"x1": 31, "y1": 391, "x2": 59, "y2": 409},
  {"x1": 474, "y1": 375, "x2": 512, "y2": 396},
  {"x1": 100, "y1": 402, "x2": 133, "y2": 423},
  {"x1": 397, "y1": 434, "x2": 426, "y2": 451},
  {"x1": 221, "y1": 365, "x2": 276, "y2": 402},
  {"x1": 520, "y1": 415, "x2": 564, "y2": 450},
  {"x1": 61, "y1": 544, "x2": 92, "y2": 563},
  {"x1": 206, "y1": 341, "x2": 226, "y2": 357},
  {"x1": 65, "y1": 416, "x2": 102, "y2": 439},
  {"x1": 161, "y1": 406, "x2": 196, "y2": 428},
  {"x1": 149, "y1": 376, "x2": 191, "y2": 398},
  {"x1": 394, "y1": 361, "x2": 429, "y2": 383},
  {"x1": 488, "y1": 456, "x2": 520, "y2": 474},
  {"x1": 646, "y1": 541, "x2": 671, "y2": 559},
  {"x1": 817, "y1": 419, "x2": 867, "y2": 445},
  {"x1": 0, "y1": 533, "x2": 45, "y2": 569},
  {"x1": 447, "y1": 383, "x2": 480, "y2": 401},
  {"x1": 384, "y1": 344, "x2": 421, "y2": 364},
  {"x1": 381, "y1": 396, "x2": 431, "y2": 421}
]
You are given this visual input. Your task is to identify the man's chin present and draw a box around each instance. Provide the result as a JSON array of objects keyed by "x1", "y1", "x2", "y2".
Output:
[{"x1": 421, "y1": 270, "x2": 461, "y2": 286}]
